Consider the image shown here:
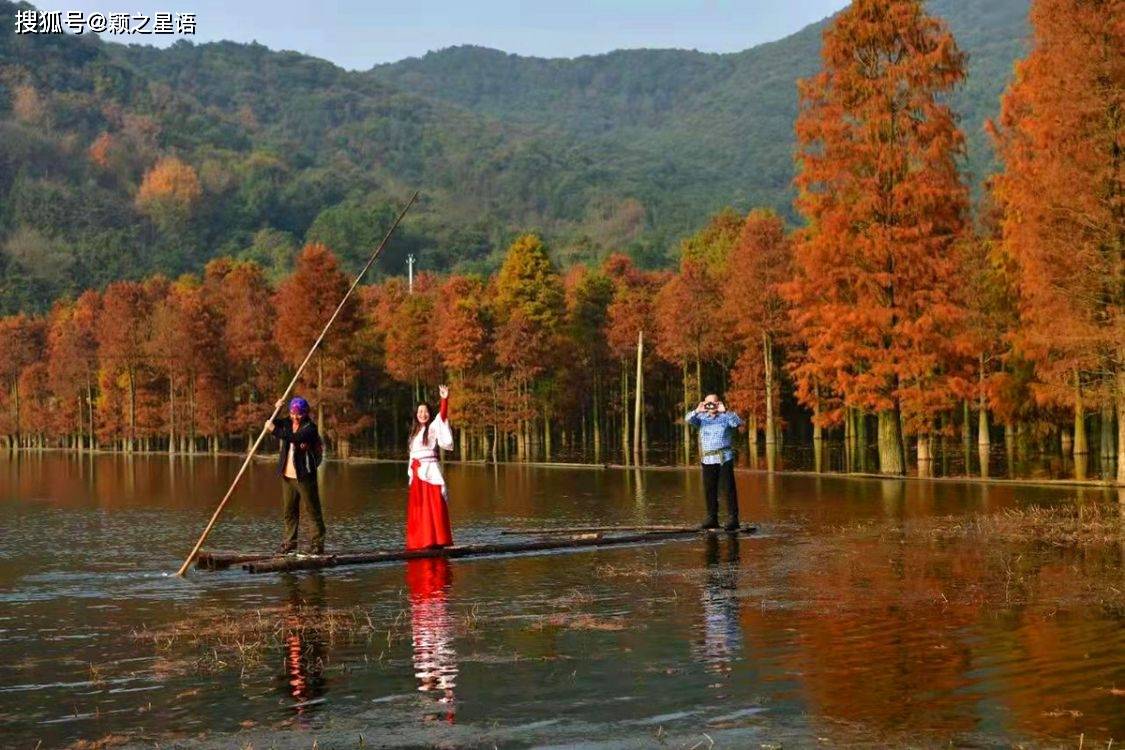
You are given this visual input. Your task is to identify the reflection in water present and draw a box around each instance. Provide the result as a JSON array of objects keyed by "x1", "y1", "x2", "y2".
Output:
[
  {"x1": 2, "y1": 455, "x2": 1123, "y2": 749},
  {"x1": 280, "y1": 573, "x2": 327, "y2": 726},
  {"x1": 695, "y1": 535, "x2": 743, "y2": 680},
  {"x1": 406, "y1": 558, "x2": 458, "y2": 723}
]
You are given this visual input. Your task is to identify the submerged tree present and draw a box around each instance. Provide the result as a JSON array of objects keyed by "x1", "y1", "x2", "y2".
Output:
[{"x1": 790, "y1": 0, "x2": 969, "y2": 474}]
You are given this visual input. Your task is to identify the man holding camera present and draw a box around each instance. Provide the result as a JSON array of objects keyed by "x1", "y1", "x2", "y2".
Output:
[{"x1": 685, "y1": 393, "x2": 742, "y2": 531}]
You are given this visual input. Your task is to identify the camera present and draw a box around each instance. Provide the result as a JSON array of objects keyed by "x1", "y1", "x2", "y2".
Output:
[{"x1": 704, "y1": 402, "x2": 716, "y2": 410}]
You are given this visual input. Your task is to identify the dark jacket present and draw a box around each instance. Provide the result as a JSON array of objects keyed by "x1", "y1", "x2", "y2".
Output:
[{"x1": 272, "y1": 415, "x2": 322, "y2": 481}]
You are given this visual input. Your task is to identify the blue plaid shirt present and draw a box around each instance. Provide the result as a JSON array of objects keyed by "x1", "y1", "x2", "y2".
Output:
[{"x1": 685, "y1": 410, "x2": 742, "y2": 464}]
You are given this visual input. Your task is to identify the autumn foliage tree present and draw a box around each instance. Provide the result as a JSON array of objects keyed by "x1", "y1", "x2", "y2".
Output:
[
  {"x1": 135, "y1": 156, "x2": 202, "y2": 230},
  {"x1": 989, "y1": 0, "x2": 1124, "y2": 478},
  {"x1": 789, "y1": 0, "x2": 969, "y2": 474},
  {"x1": 383, "y1": 274, "x2": 442, "y2": 402},
  {"x1": 203, "y1": 259, "x2": 283, "y2": 437},
  {"x1": 97, "y1": 281, "x2": 160, "y2": 451},
  {"x1": 493, "y1": 234, "x2": 565, "y2": 459},
  {"x1": 723, "y1": 209, "x2": 793, "y2": 453},
  {"x1": 46, "y1": 292, "x2": 101, "y2": 449},
  {"x1": 274, "y1": 243, "x2": 360, "y2": 454},
  {"x1": 434, "y1": 274, "x2": 492, "y2": 455},
  {"x1": 0, "y1": 314, "x2": 47, "y2": 448}
]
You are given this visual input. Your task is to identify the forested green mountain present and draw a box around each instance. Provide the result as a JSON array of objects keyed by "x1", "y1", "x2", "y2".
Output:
[
  {"x1": 372, "y1": 0, "x2": 1027, "y2": 212},
  {"x1": 0, "y1": 0, "x2": 1027, "y2": 313}
]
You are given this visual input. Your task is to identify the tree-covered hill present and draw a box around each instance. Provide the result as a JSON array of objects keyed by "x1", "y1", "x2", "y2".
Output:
[
  {"x1": 0, "y1": 0, "x2": 1027, "y2": 313},
  {"x1": 372, "y1": 0, "x2": 1028, "y2": 213}
]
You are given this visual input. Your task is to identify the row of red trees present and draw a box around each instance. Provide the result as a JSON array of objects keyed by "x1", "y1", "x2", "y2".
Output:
[{"x1": 0, "y1": 0, "x2": 1120, "y2": 478}]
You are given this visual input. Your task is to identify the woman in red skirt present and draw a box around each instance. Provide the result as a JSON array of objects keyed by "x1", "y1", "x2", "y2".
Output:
[{"x1": 406, "y1": 384, "x2": 454, "y2": 550}]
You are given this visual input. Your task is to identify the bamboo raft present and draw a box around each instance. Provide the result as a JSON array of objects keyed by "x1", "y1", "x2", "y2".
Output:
[{"x1": 196, "y1": 524, "x2": 757, "y2": 574}]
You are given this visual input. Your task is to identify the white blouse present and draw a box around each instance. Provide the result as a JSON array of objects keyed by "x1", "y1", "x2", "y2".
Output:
[{"x1": 408, "y1": 406, "x2": 454, "y2": 487}]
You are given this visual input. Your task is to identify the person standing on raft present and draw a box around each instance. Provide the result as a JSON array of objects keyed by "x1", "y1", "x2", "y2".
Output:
[
  {"x1": 266, "y1": 396, "x2": 326, "y2": 554},
  {"x1": 407, "y1": 384, "x2": 455, "y2": 550},
  {"x1": 685, "y1": 393, "x2": 742, "y2": 531}
]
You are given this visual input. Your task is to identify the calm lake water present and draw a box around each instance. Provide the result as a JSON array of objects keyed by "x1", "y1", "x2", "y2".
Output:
[{"x1": 0, "y1": 454, "x2": 1122, "y2": 749}]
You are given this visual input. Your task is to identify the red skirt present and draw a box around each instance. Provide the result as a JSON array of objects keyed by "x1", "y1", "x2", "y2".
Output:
[{"x1": 406, "y1": 459, "x2": 453, "y2": 550}]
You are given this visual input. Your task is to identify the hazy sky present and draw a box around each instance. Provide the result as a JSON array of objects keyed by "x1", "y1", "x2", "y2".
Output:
[{"x1": 32, "y1": 0, "x2": 849, "y2": 70}]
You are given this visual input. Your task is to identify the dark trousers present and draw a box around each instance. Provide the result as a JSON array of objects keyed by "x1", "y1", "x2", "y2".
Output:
[
  {"x1": 282, "y1": 477, "x2": 326, "y2": 547},
  {"x1": 701, "y1": 459, "x2": 739, "y2": 526}
]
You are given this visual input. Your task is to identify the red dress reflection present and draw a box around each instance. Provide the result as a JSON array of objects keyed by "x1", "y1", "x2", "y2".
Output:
[{"x1": 406, "y1": 558, "x2": 458, "y2": 722}]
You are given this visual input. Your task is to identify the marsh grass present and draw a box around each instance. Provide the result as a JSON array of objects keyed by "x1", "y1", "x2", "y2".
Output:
[
  {"x1": 812, "y1": 502, "x2": 1124, "y2": 615},
  {"x1": 131, "y1": 604, "x2": 399, "y2": 675}
]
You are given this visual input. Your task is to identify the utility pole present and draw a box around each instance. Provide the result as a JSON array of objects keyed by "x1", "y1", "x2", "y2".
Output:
[{"x1": 407, "y1": 254, "x2": 415, "y2": 293}]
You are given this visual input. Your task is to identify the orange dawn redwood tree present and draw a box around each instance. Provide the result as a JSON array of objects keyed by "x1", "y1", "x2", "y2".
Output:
[
  {"x1": 46, "y1": 292, "x2": 101, "y2": 449},
  {"x1": 789, "y1": 0, "x2": 969, "y2": 474},
  {"x1": 722, "y1": 208, "x2": 793, "y2": 454},
  {"x1": 274, "y1": 243, "x2": 360, "y2": 453},
  {"x1": 989, "y1": 0, "x2": 1124, "y2": 478},
  {"x1": 203, "y1": 259, "x2": 283, "y2": 438}
]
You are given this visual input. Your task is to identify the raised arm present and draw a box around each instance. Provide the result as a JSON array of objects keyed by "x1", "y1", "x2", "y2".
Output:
[{"x1": 434, "y1": 384, "x2": 454, "y2": 451}]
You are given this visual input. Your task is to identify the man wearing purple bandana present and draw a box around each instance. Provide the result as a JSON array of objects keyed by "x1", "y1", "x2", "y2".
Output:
[{"x1": 265, "y1": 396, "x2": 325, "y2": 554}]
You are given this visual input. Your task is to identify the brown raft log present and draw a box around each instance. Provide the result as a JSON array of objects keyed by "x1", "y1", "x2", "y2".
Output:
[
  {"x1": 501, "y1": 524, "x2": 712, "y2": 535},
  {"x1": 195, "y1": 550, "x2": 277, "y2": 570},
  {"x1": 238, "y1": 524, "x2": 757, "y2": 574}
]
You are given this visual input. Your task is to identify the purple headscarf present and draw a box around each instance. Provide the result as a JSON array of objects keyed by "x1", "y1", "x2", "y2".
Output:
[{"x1": 289, "y1": 397, "x2": 310, "y2": 416}]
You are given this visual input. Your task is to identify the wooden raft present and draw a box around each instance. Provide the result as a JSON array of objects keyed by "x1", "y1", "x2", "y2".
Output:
[{"x1": 195, "y1": 524, "x2": 757, "y2": 574}]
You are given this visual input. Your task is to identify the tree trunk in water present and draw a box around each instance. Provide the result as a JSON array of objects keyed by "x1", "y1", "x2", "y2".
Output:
[
  {"x1": 126, "y1": 367, "x2": 137, "y2": 454},
  {"x1": 168, "y1": 375, "x2": 176, "y2": 455},
  {"x1": 694, "y1": 353, "x2": 702, "y2": 403},
  {"x1": 917, "y1": 433, "x2": 933, "y2": 478},
  {"x1": 188, "y1": 379, "x2": 196, "y2": 456},
  {"x1": 592, "y1": 369, "x2": 602, "y2": 463},
  {"x1": 86, "y1": 376, "x2": 96, "y2": 451},
  {"x1": 763, "y1": 334, "x2": 775, "y2": 459},
  {"x1": 856, "y1": 409, "x2": 869, "y2": 473},
  {"x1": 681, "y1": 361, "x2": 691, "y2": 465},
  {"x1": 978, "y1": 375, "x2": 990, "y2": 450},
  {"x1": 1073, "y1": 374, "x2": 1087, "y2": 455},
  {"x1": 620, "y1": 365, "x2": 630, "y2": 467},
  {"x1": 812, "y1": 383, "x2": 824, "y2": 473},
  {"x1": 844, "y1": 408, "x2": 854, "y2": 472},
  {"x1": 642, "y1": 400, "x2": 648, "y2": 465},
  {"x1": 544, "y1": 406, "x2": 552, "y2": 462},
  {"x1": 877, "y1": 408, "x2": 906, "y2": 475},
  {"x1": 1099, "y1": 404, "x2": 1114, "y2": 462},
  {"x1": 1004, "y1": 423, "x2": 1016, "y2": 476},
  {"x1": 977, "y1": 355, "x2": 991, "y2": 449},
  {"x1": 961, "y1": 399, "x2": 971, "y2": 473},
  {"x1": 1117, "y1": 370, "x2": 1125, "y2": 483},
  {"x1": 633, "y1": 330, "x2": 643, "y2": 467}
]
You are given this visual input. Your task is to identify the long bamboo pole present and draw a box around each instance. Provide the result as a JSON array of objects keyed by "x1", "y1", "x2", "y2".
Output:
[{"x1": 173, "y1": 190, "x2": 419, "y2": 577}]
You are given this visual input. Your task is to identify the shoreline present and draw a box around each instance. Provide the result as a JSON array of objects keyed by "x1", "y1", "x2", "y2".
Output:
[{"x1": 5, "y1": 447, "x2": 1122, "y2": 491}]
